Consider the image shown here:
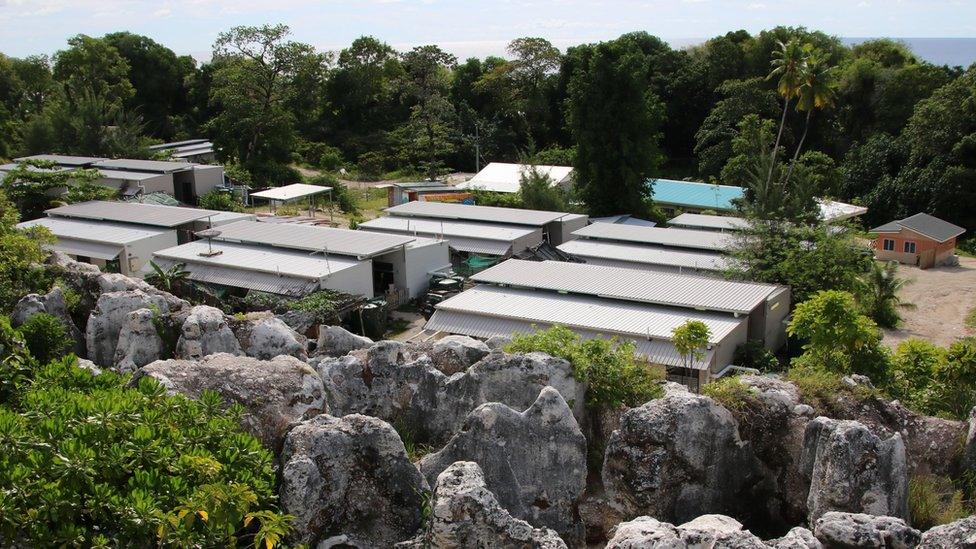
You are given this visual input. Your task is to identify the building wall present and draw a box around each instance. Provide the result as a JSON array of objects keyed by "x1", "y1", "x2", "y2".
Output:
[
  {"x1": 547, "y1": 215, "x2": 589, "y2": 245},
  {"x1": 763, "y1": 287, "x2": 791, "y2": 351},
  {"x1": 874, "y1": 228, "x2": 957, "y2": 268},
  {"x1": 98, "y1": 174, "x2": 174, "y2": 195},
  {"x1": 320, "y1": 260, "x2": 375, "y2": 299},
  {"x1": 191, "y1": 165, "x2": 225, "y2": 197},
  {"x1": 709, "y1": 319, "x2": 749, "y2": 377},
  {"x1": 510, "y1": 227, "x2": 545, "y2": 253},
  {"x1": 122, "y1": 231, "x2": 179, "y2": 277},
  {"x1": 402, "y1": 241, "x2": 452, "y2": 298}
]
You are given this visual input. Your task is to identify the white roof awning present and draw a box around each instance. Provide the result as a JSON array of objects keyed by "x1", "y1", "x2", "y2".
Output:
[
  {"x1": 251, "y1": 183, "x2": 332, "y2": 202},
  {"x1": 48, "y1": 238, "x2": 122, "y2": 261}
]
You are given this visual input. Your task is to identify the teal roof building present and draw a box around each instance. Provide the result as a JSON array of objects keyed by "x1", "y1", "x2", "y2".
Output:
[{"x1": 649, "y1": 179, "x2": 744, "y2": 212}]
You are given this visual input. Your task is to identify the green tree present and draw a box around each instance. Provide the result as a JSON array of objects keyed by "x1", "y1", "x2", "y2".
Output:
[
  {"x1": 694, "y1": 78, "x2": 780, "y2": 177},
  {"x1": 857, "y1": 261, "x2": 915, "y2": 328},
  {"x1": 924, "y1": 338, "x2": 976, "y2": 420},
  {"x1": 787, "y1": 290, "x2": 884, "y2": 375},
  {"x1": 2, "y1": 159, "x2": 101, "y2": 219},
  {"x1": 672, "y1": 320, "x2": 711, "y2": 370},
  {"x1": 517, "y1": 165, "x2": 569, "y2": 211},
  {"x1": 396, "y1": 45, "x2": 458, "y2": 180},
  {"x1": 783, "y1": 49, "x2": 837, "y2": 184},
  {"x1": 889, "y1": 338, "x2": 945, "y2": 407},
  {"x1": 568, "y1": 36, "x2": 665, "y2": 216},
  {"x1": 0, "y1": 190, "x2": 55, "y2": 312},
  {"x1": 208, "y1": 25, "x2": 324, "y2": 183},
  {"x1": 52, "y1": 34, "x2": 134, "y2": 107},
  {"x1": 766, "y1": 39, "x2": 805, "y2": 187}
]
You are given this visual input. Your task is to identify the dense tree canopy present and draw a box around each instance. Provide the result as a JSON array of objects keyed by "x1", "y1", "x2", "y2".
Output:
[{"x1": 0, "y1": 27, "x2": 971, "y2": 234}]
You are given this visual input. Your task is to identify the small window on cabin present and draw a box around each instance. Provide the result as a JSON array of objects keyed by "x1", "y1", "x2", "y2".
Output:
[
  {"x1": 904, "y1": 241, "x2": 916, "y2": 254},
  {"x1": 882, "y1": 239, "x2": 895, "y2": 251}
]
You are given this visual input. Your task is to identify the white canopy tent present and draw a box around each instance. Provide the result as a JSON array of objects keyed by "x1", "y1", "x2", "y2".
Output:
[{"x1": 250, "y1": 183, "x2": 333, "y2": 218}]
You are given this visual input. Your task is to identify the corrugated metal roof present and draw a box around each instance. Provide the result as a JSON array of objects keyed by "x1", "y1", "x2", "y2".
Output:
[
  {"x1": 456, "y1": 162, "x2": 573, "y2": 194},
  {"x1": 152, "y1": 257, "x2": 318, "y2": 297},
  {"x1": 18, "y1": 216, "x2": 172, "y2": 244},
  {"x1": 213, "y1": 220, "x2": 415, "y2": 258},
  {"x1": 95, "y1": 169, "x2": 164, "y2": 181},
  {"x1": 358, "y1": 225, "x2": 514, "y2": 255},
  {"x1": 251, "y1": 183, "x2": 332, "y2": 201},
  {"x1": 557, "y1": 239, "x2": 730, "y2": 272},
  {"x1": 592, "y1": 214, "x2": 657, "y2": 227},
  {"x1": 433, "y1": 285, "x2": 744, "y2": 344},
  {"x1": 45, "y1": 238, "x2": 122, "y2": 260},
  {"x1": 472, "y1": 259, "x2": 777, "y2": 314},
  {"x1": 148, "y1": 139, "x2": 209, "y2": 150},
  {"x1": 358, "y1": 215, "x2": 540, "y2": 242},
  {"x1": 573, "y1": 223, "x2": 734, "y2": 252},
  {"x1": 153, "y1": 241, "x2": 363, "y2": 279},
  {"x1": 45, "y1": 201, "x2": 212, "y2": 227},
  {"x1": 425, "y1": 309, "x2": 712, "y2": 369},
  {"x1": 93, "y1": 159, "x2": 194, "y2": 173},
  {"x1": 669, "y1": 213, "x2": 750, "y2": 231},
  {"x1": 15, "y1": 154, "x2": 106, "y2": 166},
  {"x1": 649, "y1": 179, "x2": 745, "y2": 211},
  {"x1": 385, "y1": 200, "x2": 572, "y2": 226},
  {"x1": 818, "y1": 199, "x2": 868, "y2": 222}
]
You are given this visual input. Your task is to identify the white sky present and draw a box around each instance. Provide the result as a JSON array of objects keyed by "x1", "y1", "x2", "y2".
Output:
[{"x1": 1, "y1": 0, "x2": 975, "y2": 60}]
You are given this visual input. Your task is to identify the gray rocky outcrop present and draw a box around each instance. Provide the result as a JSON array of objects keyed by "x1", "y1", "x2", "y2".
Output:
[
  {"x1": 315, "y1": 325, "x2": 373, "y2": 357},
  {"x1": 11, "y1": 286, "x2": 84, "y2": 355},
  {"x1": 279, "y1": 414, "x2": 428, "y2": 547},
  {"x1": 398, "y1": 461, "x2": 566, "y2": 549},
  {"x1": 419, "y1": 387, "x2": 587, "y2": 542},
  {"x1": 86, "y1": 289, "x2": 175, "y2": 367},
  {"x1": 132, "y1": 353, "x2": 325, "y2": 449},
  {"x1": 485, "y1": 335, "x2": 511, "y2": 350},
  {"x1": 317, "y1": 346, "x2": 586, "y2": 445},
  {"x1": 605, "y1": 514, "x2": 768, "y2": 548},
  {"x1": 918, "y1": 515, "x2": 976, "y2": 548},
  {"x1": 175, "y1": 305, "x2": 241, "y2": 359},
  {"x1": 964, "y1": 407, "x2": 976, "y2": 473},
  {"x1": 429, "y1": 335, "x2": 490, "y2": 374},
  {"x1": 813, "y1": 512, "x2": 920, "y2": 548},
  {"x1": 800, "y1": 417, "x2": 909, "y2": 522},
  {"x1": 234, "y1": 313, "x2": 308, "y2": 360},
  {"x1": 113, "y1": 308, "x2": 164, "y2": 372},
  {"x1": 766, "y1": 527, "x2": 822, "y2": 548},
  {"x1": 602, "y1": 383, "x2": 759, "y2": 524}
]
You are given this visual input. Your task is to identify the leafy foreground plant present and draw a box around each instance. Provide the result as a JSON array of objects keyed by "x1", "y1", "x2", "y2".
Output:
[
  {"x1": 0, "y1": 357, "x2": 291, "y2": 547},
  {"x1": 506, "y1": 325, "x2": 663, "y2": 408}
]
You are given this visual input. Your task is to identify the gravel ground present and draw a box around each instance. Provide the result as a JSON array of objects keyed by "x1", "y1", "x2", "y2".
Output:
[{"x1": 882, "y1": 256, "x2": 976, "y2": 349}]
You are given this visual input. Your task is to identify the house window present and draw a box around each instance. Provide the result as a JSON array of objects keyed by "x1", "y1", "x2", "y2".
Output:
[
  {"x1": 882, "y1": 239, "x2": 895, "y2": 251},
  {"x1": 904, "y1": 241, "x2": 916, "y2": 254}
]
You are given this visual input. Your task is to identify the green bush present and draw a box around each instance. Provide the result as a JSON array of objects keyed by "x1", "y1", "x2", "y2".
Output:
[
  {"x1": 702, "y1": 376, "x2": 757, "y2": 412},
  {"x1": 17, "y1": 313, "x2": 72, "y2": 364},
  {"x1": 506, "y1": 325, "x2": 663, "y2": 408},
  {"x1": 307, "y1": 174, "x2": 357, "y2": 214},
  {"x1": 733, "y1": 340, "x2": 781, "y2": 371},
  {"x1": 909, "y1": 474, "x2": 971, "y2": 530},
  {"x1": 0, "y1": 357, "x2": 291, "y2": 547},
  {"x1": 198, "y1": 190, "x2": 244, "y2": 212}
]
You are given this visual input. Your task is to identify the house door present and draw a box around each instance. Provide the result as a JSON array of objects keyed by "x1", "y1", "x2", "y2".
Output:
[{"x1": 919, "y1": 249, "x2": 935, "y2": 269}]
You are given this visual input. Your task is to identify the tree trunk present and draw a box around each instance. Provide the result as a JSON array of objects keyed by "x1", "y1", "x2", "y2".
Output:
[
  {"x1": 783, "y1": 108, "x2": 813, "y2": 185},
  {"x1": 765, "y1": 97, "x2": 790, "y2": 186}
]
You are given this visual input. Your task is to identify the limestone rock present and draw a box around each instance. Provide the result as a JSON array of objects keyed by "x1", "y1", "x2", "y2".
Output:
[
  {"x1": 318, "y1": 346, "x2": 586, "y2": 446},
  {"x1": 175, "y1": 305, "x2": 241, "y2": 359},
  {"x1": 964, "y1": 407, "x2": 976, "y2": 472},
  {"x1": 918, "y1": 515, "x2": 976, "y2": 548},
  {"x1": 419, "y1": 387, "x2": 587, "y2": 542},
  {"x1": 132, "y1": 353, "x2": 325, "y2": 449},
  {"x1": 813, "y1": 512, "x2": 920, "y2": 548},
  {"x1": 605, "y1": 514, "x2": 768, "y2": 548},
  {"x1": 602, "y1": 383, "x2": 759, "y2": 524},
  {"x1": 429, "y1": 335, "x2": 490, "y2": 374},
  {"x1": 485, "y1": 335, "x2": 512, "y2": 350},
  {"x1": 801, "y1": 417, "x2": 909, "y2": 522},
  {"x1": 279, "y1": 414, "x2": 428, "y2": 547},
  {"x1": 11, "y1": 286, "x2": 84, "y2": 355},
  {"x1": 86, "y1": 290, "x2": 174, "y2": 367},
  {"x1": 765, "y1": 527, "x2": 823, "y2": 548},
  {"x1": 113, "y1": 308, "x2": 164, "y2": 373},
  {"x1": 606, "y1": 516, "x2": 683, "y2": 548},
  {"x1": 316, "y1": 325, "x2": 373, "y2": 357},
  {"x1": 235, "y1": 314, "x2": 308, "y2": 360},
  {"x1": 399, "y1": 461, "x2": 566, "y2": 549}
]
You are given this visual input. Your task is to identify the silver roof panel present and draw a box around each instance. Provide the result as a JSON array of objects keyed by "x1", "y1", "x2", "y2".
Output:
[
  {"x1": 213, "y1": 220, "x2": 415, "y2": 258},
  {"x1": 385, "y1": 200, "x2": 572, "y2": 226},
  {"x1": 557, "y1": 239, "x2": 730, "y2": 271},
  {"x1": 573, "y1": 223, "x2": 734, "y2": 251}
]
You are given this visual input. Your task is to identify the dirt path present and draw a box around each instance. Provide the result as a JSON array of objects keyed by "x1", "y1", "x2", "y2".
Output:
[{"x1": 882, "y1": 256, "x2": 976, "y2": 349}]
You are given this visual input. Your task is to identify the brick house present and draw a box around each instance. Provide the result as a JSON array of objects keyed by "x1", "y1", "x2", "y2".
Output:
[{"x1": 871, "y1": 213, "x2": 965, "y2": 269}]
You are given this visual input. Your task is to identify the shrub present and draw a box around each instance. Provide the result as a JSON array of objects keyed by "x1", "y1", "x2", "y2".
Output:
[
  {"x1": 785, "y1": 362, "x2": 845, "y2": 411},
  {"x1": 0, "y1": 357, "x2": 291, "y2": 547},
  {"x1": 909, "y1": 475, "x2": 970, "y2": 530},
  {"x1": 733, "y1": 340, "x2": 780, "y2": 371},
  {"x1": 198, "y1": 190, "x2": 244, "y2": 212},
  {"x1": 702, "y1": 376, "x2": 757, "y2": 412},
  {"x1": 307, "y1": 174, "x2": 357, "y2": 214},
  {"x1": 17, "y1": 313, "x2": 72, "y2": 364},
  {"x1": 506, "y1": 325, "x2": 663, "y2": 408}
]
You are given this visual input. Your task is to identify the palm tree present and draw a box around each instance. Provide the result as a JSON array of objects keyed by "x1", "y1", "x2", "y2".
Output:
[
  {"x1": 783, "y1": 50, "x2": 836, "y2": 184},
  {"x1": 858, "y1": 261, "x2": 915, "y2": 328},
  {"x1": 765, "y1": 39, "x2": 805, "y2": 187}
]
